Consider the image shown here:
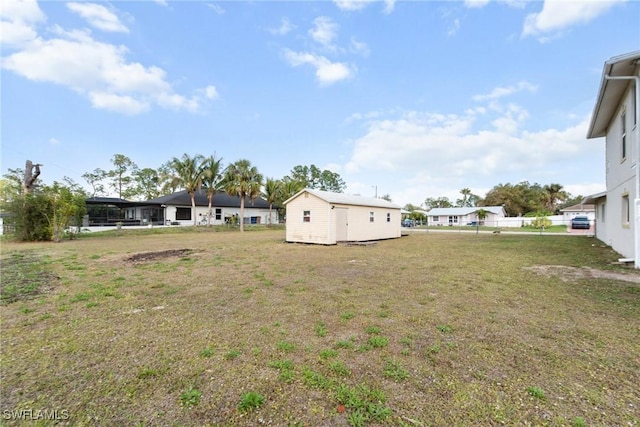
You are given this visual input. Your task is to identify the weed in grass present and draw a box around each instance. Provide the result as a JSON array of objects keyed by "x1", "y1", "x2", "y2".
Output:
[
  {"x1": 268, "y1": 359, "x2": 295, "y2": 383},
  {"x1": 382, "y1": 358, "x2": 409, "y2": 382},
  {"x1": 277, "y1": 340, "x2": 296, "y2": 353},
  {"x1": 315, "y1": 322, "x2": 328, "y2": 337},
  {"x1": 199, "y1": 347, "x2": 214, "y2": 358},
  {"x1": 341, "y1": 311, "x2": 356, "y2": 321},
  {"x1": 526, "y1": 386, "x2": 545, "y2": 400},
  {"x1": 427, "y1": 344, "x2": 440, "y2": 354},
  {"x1": 179, "y1": 386, "x2": 202, "y2": 408},
  {"x1": 378, "y1": 311, "x2": 389, "y2": 318},
  {"x1": 19, "y1": 306, "x2": 34, "y2": 314},
  {"x1": 336, "y1": 339, "x2": 356, "y2": 350},
  {"x1": 319, "y1": 349, "x2": 338, "y2": 359},
  {"x1": 365, "y1": 326, "x2": 381, "y2": 335},
  {"x1": 367, "y1": 335, "x2": 389, "y2": 349},
  {"x1": 437, "y1": 324, "x2": 453, "y2": 333},
  {"x1": 70, "y1": 293, "x2": 91, "y2": 303},
  {"x1": 347, "y1": 410, "x2": 367, "y2": 427},
  {"x1": 302, "y1": 367, "x2": 331, "y2": 389},
  {"x1": 224, "y1": 350, "x2": 241, "y2": 360},
  {"x1": 238, "y1": 392, "x2": 265, "y2": 412},
  {"x1": 86, "y1": 302, "x2": 99, "y2": 308},
  {"x1": 573, "y1": 417, "x2": 587, "y2": 427},
  {"x1": 328, "y1": 360, "x2": 351, "y2": 377},
  {"x1": 400, "y1": 336, "x2": 413, "y2": 348},
  {"x1": 137, "y1": 368, "x2": 159, "y2": 379}
]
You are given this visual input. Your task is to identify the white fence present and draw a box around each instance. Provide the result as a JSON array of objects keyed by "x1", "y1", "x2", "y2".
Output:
[{"x1": 492, "y1": 215, "x2": 572, "y2": 228}]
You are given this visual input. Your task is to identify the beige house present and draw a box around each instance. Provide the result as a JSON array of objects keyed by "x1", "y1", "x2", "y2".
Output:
[{"x1": 284, "y1": 189, "x2": 402, "y2": 245}]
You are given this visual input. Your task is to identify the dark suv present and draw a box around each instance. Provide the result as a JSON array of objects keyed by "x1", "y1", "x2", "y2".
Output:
[{"x1": 571, "y1": 216, "x2": 591, "y2": 229}]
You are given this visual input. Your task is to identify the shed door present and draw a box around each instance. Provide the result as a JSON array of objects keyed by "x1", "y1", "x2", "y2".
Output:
[{"x1": 335, "y1": 208, "x2": 348, "y2": 242}]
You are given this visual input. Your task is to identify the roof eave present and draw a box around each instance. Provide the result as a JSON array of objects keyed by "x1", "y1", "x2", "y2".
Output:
[{"x1": 587, "y1": 51, "x2": 640, "y2": 139}]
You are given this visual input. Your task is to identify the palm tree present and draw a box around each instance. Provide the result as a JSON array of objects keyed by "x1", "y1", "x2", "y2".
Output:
[
  {"x1": 170, "y1": 153, "x2": 205, "y2": 227},
  {"x1": 476, "y1": 208, "x2": 488, "y2": 234},
  {"x1": 222, "y1": 159, "x2": 263, "y2": 232},
  {"x1": 201, "y1": 155, "x2": 223, "y2": 226},
  {"x1": 262, "y1": 178, "x2": 282, "y2": 225},
  {"x1": 543, "y1": 183, "x2": 566, "y2": 213}
]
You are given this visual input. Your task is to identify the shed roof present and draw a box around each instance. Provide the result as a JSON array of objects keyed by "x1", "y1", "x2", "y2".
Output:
[
  {"x1": 587, "y1": 51, "x2": 640, "y2": 138},
  {"x1": 284, "y1": 188, "x2": 401, "y2": 209},
  {"x1": 144, "y1": 189, "x2": 272, "y2": 208},
  {"x1": 427, "y1": 206, "x2": 505, "y2": 216}
]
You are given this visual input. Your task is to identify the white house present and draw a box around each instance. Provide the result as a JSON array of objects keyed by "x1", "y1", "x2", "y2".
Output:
[
  {"x1": 426, "y1": 206, "x2": 506, "y2": 227},
  {"x1": 85, "y1": 190, "x2": 278, "y2": 227},
  {"x1": 284, "y1": 188, "x2": 402, "y2": 245},
  {"x1": 584, "y1": 51, "x2": 640, "y2": 266},
  {"x1": 559, "y1": 204, "x2": 595, "y2": 222}
]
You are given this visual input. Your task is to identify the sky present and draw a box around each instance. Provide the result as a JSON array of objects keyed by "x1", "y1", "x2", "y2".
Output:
[{"x1": 1, "y1": 0, "x2": 639, "y2": 207}]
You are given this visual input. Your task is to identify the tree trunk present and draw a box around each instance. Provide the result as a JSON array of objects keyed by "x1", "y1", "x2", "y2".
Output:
[
  {"x1": 24, "y1": 160, "x2": 42, "y2": 194},
  {"x1": 240, "y1": 196, "x2": 245, "y2": 232}
]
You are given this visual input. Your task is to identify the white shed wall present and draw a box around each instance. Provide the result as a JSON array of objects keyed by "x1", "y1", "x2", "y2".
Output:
[{"x1": 286, "y1": 193, "x2": 333, "y2": 244}]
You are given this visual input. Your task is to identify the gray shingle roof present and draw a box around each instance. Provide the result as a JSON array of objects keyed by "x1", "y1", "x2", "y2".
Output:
[{"x1": 144, "y1": 190, "x2": 272, "y2": 208}]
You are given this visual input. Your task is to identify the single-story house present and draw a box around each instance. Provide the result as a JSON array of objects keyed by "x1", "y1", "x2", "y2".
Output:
[
  {"x1": 584, "y1": 50, "x2": 639, "y2": 266},
  {"x1": 284, "y1": 188, "x2": 402, "y2": 245},
  {"x1": 85, "y1": 190, "x2": 278, "y2": 226},
  {"x1": 559, "y1": 204, "x2": 595, "y2": 222},
  {"x1": 427, "y1": 206, "x2": 506, "y2": 226}
]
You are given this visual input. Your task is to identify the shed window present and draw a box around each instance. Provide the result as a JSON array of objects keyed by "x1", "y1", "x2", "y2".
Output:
[
  {"x1": 369, "y1": 212, "x2": 374, "y2": 223},
  {"x1": 622, "y1": 111, "x2": 627, "y2": 161},
  {"x1": 176, "y1": 207, "x2": 191, "y2": 220},
  {"x1": 303, "y1": 210, "x2": 311, "y2": 222},
  {"x1": 215, "y1": 208, "x2": 222, "y2": 220},
  {"x1": 387, "y1": 213, "x2": 391, "y2": 223}
]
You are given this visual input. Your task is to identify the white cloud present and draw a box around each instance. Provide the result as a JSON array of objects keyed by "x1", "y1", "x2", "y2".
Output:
[
  {"x1": 333, "y1": 0, "x2": 396, "y2": 13},
  {"x1": 0, "y1": 0, "x2": 46, "y2": 48},
  {"x1": 283, "y1": 49, "x2": 354, "y2": 85},
  {"x1": 268, "y1": 17, "x2": 295, "y2": 35},
  {"x1": 207, "y1": 4, "x2": 225, "y2": 14},
  {"x1": 67, "y1": 2, "x2": 129, "y2": 33},
  {"x1": 522, "y1": 0, "x2": 623, "y2": 40},
  {"x1": 309, "y1": 16, "x2": 338, "y2": 49},
  {"x1": 447, "y1": 18, "x2": 460, "y2": 37},
  {"x1": 2, "y1": 24, "x2": 217, "y2": 115},
  {"x1": 342, "y1": 106, "x2": 598, "y2": 206},
  {"x1": 473, "y1": 81, "x2": 538, "y2": 102},
  {"x1": 204, "y1": 85, "x2": 219, "y2": 100},
  {"x1": 349, "y1": 37, "x2": 370, "y2": 56},
  {"x1": 464, "y1": 0, "x2": 490, "y2": 8},
  {"x1": 49, "y1": 137, "x2": 60, "y2": 145}
]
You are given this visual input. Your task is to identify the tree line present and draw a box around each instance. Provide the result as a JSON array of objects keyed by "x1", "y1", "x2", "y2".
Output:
[
  {"x1": 0, "y1": 154, "x2": 346, "y2": 240},
  {"x1": 413, "y1": 182, "x2": 584, "y2": 217}
]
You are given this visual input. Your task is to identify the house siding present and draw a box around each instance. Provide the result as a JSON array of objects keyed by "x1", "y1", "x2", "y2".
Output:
[{"x1": 602, "y1": 85, "x2": 637, "y2": 258}]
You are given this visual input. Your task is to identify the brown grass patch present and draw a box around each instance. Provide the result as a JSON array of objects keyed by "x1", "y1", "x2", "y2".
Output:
[{"x1": 1, "y1": 230, "x2": 639, "y2": 426}]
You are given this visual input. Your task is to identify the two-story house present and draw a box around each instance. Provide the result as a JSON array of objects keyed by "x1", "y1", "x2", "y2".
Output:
[{"x1": 585, "y1": 51, "x2": 640, "y2": 267}]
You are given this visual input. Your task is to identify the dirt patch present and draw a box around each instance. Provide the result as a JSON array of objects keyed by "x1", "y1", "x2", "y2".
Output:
[
  {"x1": 524, "y1": 265, "x2": 640, "y2": 284},
  {"x1": 124, "y1": 249, "x2": 193, "y2": 263}
]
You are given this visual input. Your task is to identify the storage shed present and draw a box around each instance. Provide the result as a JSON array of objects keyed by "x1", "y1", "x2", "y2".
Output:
[{"x1": 284, "y1": 188, "x2": 402, "y2": 245}]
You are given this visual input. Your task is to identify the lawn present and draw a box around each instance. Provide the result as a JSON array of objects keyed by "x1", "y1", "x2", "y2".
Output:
[{"x1": 1, "y1": 229, "x2": 639, "y2": 426}]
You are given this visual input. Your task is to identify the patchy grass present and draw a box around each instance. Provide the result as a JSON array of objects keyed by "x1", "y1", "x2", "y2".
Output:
[{"x1": 1, "y1": 229, "x2": 639, "y2": 426}]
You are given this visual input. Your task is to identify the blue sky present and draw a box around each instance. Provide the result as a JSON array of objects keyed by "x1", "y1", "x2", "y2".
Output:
[{"x1": 2, "y1": 0, "x2": 639, "y2": 207}]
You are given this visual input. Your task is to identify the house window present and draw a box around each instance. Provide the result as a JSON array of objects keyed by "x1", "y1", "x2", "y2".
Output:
[
  {"x1": 176, "y1": 207, "x2": 191, "y2": 221},
  {"x1": 303, "y1": 210, "x2": 311, "y2": 222},
  {"x1": 387, "y1": 213, "x2": 391, "y2": 223},
  {"x1": 432, "y1": 216, "x2": 439, "y2": 222},
  {"x1": 621, "y1": 111, "x2": 627, "y2": 161},
  {"x1": 448, "y1": 215, "x2": 458, "y2": 225},
  {"x1": 370, "y1": 212, "x2": 375, "y2": 223},
  {"x1": 215, "y1": 208, "x2": 222, "y2": 220},
  {"x1": 622, "y1": 194, "x2": 630, "y2": 226}
]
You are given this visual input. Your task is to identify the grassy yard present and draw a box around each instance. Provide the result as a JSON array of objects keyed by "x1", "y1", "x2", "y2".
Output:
[{"x1": 1, "y1": 229, "x2": 639, "y2": 426}]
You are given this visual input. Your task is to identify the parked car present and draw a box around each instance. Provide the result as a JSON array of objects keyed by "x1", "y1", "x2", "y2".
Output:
[
  {"x1": 571, "y1": 216, "x2": 591, "y2": 229},
  {"x1": 402, "y1": 219, "x2": 415, "y2": 227}
]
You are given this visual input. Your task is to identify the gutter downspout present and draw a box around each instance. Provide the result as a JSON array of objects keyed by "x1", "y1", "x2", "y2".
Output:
[{"x1": 605, "y1": 74, "x2": 640, "y2": 268}]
